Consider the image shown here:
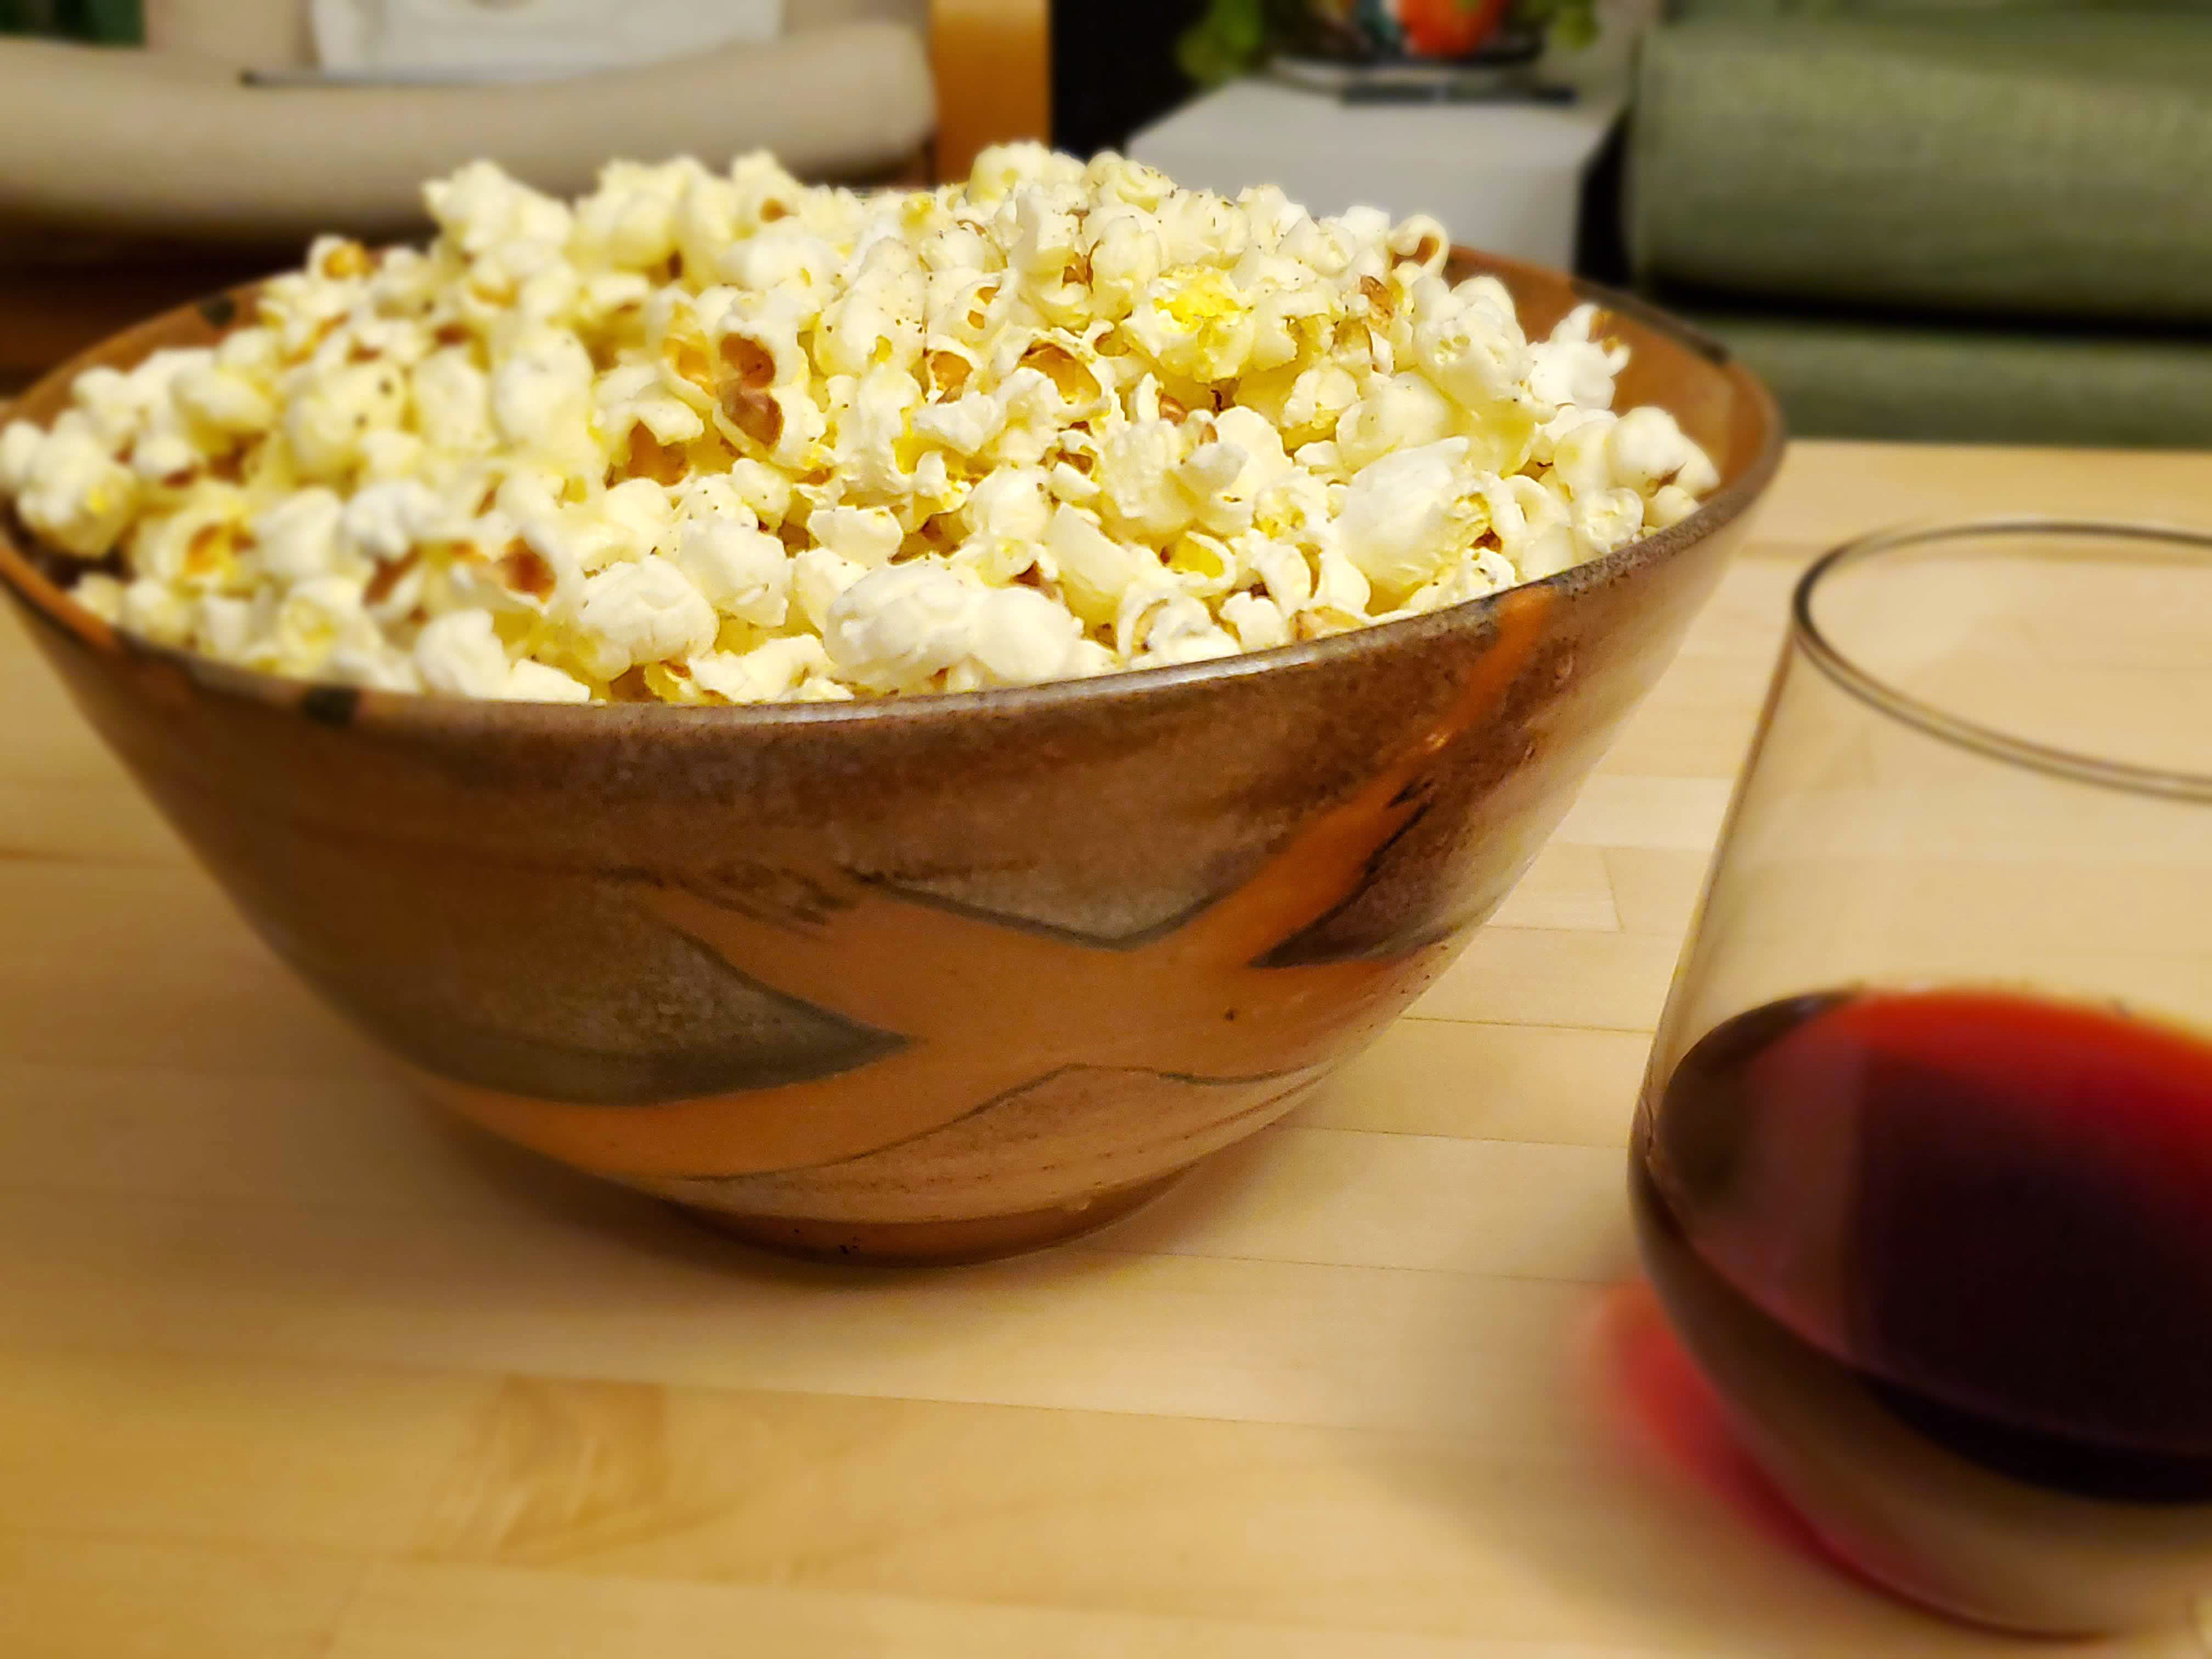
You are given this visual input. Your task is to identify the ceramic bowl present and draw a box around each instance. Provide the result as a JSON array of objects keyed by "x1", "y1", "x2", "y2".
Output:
[{"x1": 0, "y1": 252, "x2": 1782, "y2": 1263}]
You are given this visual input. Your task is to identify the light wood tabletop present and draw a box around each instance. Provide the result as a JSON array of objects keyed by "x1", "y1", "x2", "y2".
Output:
[{"x1": 3, "y1": 439, "x2": 2210, "y2": 1659}]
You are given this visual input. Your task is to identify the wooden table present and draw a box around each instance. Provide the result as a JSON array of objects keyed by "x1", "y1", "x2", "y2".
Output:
[{"x1": 4, "y1": 441, "x2": 2210, "y2": 1658}]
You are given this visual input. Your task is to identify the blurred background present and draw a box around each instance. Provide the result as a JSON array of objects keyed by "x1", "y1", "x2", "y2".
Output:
[{"x1": 3, "y1": 0, "x2": 2207, "y2": 448}]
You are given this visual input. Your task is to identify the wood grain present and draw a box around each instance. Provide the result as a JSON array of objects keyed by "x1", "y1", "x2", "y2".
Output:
[{"x1": 0, "y1": 441, "x2": 2205, "y2": 1657}]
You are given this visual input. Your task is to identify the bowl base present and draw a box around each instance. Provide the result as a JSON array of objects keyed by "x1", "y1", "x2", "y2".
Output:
[{"x1": 676, "y1": 1170, "x2": 1186, "y2": 1267}]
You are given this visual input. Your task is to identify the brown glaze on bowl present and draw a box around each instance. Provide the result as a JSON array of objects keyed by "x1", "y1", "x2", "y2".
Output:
[{"x1": 0, "y1": 254, "x2": 1784, "y2": 1263}]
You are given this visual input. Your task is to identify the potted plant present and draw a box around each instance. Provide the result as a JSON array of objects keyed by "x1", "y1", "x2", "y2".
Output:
[{"x1": 1181, "y1": 0, "x2": 1600, "y2": 85}]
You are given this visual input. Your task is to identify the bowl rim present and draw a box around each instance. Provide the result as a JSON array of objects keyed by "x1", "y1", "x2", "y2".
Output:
[{"x1": 0, "y1": 254, "x2": 1785, "y2": 736}]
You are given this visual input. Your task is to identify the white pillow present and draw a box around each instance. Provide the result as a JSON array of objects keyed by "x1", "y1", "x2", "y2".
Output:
[{"x1": 312, "y1": 0, "x2": 785, "y2": 81}]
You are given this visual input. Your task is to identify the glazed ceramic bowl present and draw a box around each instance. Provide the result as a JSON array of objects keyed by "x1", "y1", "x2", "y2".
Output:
[{"x1": 0, "y1": 253, "x2": 1782, "y2": 1263}]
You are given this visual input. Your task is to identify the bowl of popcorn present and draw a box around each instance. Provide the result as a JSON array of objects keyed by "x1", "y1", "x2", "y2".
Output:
[{"x1": 0, "y1": 145, "x2": 1780, "y2": 1263}]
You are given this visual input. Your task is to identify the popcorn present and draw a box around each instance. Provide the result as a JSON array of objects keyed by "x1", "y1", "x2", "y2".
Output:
[
  {"x1": 1389, "y1": 215, "x2": 1452, "y2": 276},
  {"x1": 810, "y1": 505, "x2": 904, "y2": 569},
  {"x1": 1047, "y1": 504, "x2": 1151, "y2": 626},
  {"x1": 674, "y1": 515, "x2": 790, "y2": 627},
  {"x1": 568, "y1": 555, "x2": 718, "y2": 680},
  {"x1": 285, "y1": 360, "x2": 408, "y2": 482},
  {"x1": 694, "y1": 459, "x2": 792, "y2": 529},
  {"x1": 1477, "y1": 473, "x2": 1577, "y2": 582},
  {"x1": 1314, "y1": 545, "x2": 1373, "y2": 617},
  {"x1": 1, "y1": 148, "x2": 1718, "y2": 706},
  {"x1": 1607, "y1": 405, "x2": 1721, "y2": 499},
  {"x1": 1243, "y1": 535, "x2": 1314, "y2": 612},
  {"x1": 426, "y1": 161, "x2": 573, "y2": 261},
  {"x1": 121, "y1": 411, "x2": 196, "y2": 486},
  {"x1": 690, "y1": 634, "x2": 835, "y2": 703},
  {"x1": 718, "y1": 223, "x2": 839, "y2": 309},
  {"x1": 1336, "y1": 439, "x2": 1486, "y2": 603},
  {"x1": 1411, "y1": 279, "x2": 1527, "y2": 410},
  {"x1": 410, "y1": 348, "x2": 496, "y2": 455},
  {"x1": 69, "y1": 363, "x2": 163, "y2": 453},
  {"x1": 911, "y1": 388, "x2": 1005, "y2": 458},
  {"x1": 821, "y1": 562, "x2": 979, "y2": 691},
  {"x1": 1125, "y1": 266, "x2": 1257, "y2": 386},
  {"x1": 717, "y1": 379, "x2": 827, "y2": 472},
  {"x1": 714, "y1": 292, "x2": 813, "y2": 392},
  {"x1": 489, "y1": 331, "x2": 596, "y2": 467},
  {"x1": 11, "y1": 421, "x2": 139, "y2": 557},
  {"x1": 1097, "y1": 417, "x2": 1199, "y2": 545},
  {"x1": 357, "y1": 427, "x2": 428, "y2": 484},
  {"x1": 252, "y1": 489, "x2": 352, "y2": 584},
  {"x1": 133, "y1": 487, "x2": 252, "y2": 591},
  {"x1": 1543, "y1": 410, "x2": 1618, "y2": 500},
  {"x1": 1120, "y1": 584, "x2": 1239, "y2": 667},
  {"x1": 826, "y1": 562, "x2": 1100, "y2": 693},
  {"x1": 343, "y1": 479, "x2": 448, "y2": 564},
  {"x1": 1525, "y1": 303, "x2": 1627, "y2": 415},
  {"x1": 505, "y1": 658, "x2": 595, "y2": 704},
  {"x1": 266, "y1": 575, "x2": 381, "y2": 677},
  {"x1": 598, "y1": 360, "x2": 707, "y2": 453},
  {"x1": 1572, "y1": 487, "x2": 1651, "y2": 563},
  {"x1": 1646, "y1": 483, "x2": 1703, "y2": 531},
  {"x1": 173, "y1": 361, "x2": 275, "y2": 439},
  {"x1": 831, "y1": 367, "x2": 926, "y2": 496},
  {"x1": 1085, "y1": 205, "x2": 1166, "y2": 320},
  {"x1": 1222, "y1": 590, "x2": 1293, "y2": 652},
  {"x1": 1400, "y1": 549, "x2": 1515, "y2": 616},
  {"x1": 958, "y1": 584, "x2": 1105, "y2": 689},
  {"x1": 573, "y1": 159, "x2": 693, "y2": 272},
  {"x1": 1336, "y1": 373, "x2": 1457, "y2": 472},
  {"x1": 71, "y1": 572, "x2": 125, "y2": 624},
  {"x1": 0, "y1": 420, "x2": 45, "y2": 498},
  {"x1": 962, "y1": 467, "x2": 1053, "y2": 546},
  {"x1": 727, "y1": 152, "x2": 809, "y2": 234},
  {"x1": 792, "y1": 544, "x2": 866, "y2": 635},
  {"x1": 119, "y1": 575, "x2": 195, "y2": 646},
  {"x1": 815, "y1": 239, "x2": 924, "y2": 379},
  {"x1": 415, "y1": 608, "x2": 514, "y2": 698},
  {"x1": 589, "y1": 477, "x2": 679, "y2": 567}
]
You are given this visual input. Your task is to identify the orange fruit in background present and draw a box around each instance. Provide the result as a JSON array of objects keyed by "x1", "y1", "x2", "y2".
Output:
[{"x1": 1397, "y1": 0, "x2": 1513, "y2": 56}]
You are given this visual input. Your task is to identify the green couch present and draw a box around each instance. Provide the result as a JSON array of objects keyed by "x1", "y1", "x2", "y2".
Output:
[{"x1": 1623, "y1": 1, "x2": 2212, "y2": 444}]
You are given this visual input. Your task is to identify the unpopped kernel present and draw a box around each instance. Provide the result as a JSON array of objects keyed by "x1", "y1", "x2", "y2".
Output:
[{"x1": 0, "y1": 148, "x2": 1719, "y2": 704}]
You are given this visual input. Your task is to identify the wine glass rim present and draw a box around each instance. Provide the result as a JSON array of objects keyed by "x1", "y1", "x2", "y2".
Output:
[{"x1": 1792, "y1": 518, "x2": 2212, "y2": 803}]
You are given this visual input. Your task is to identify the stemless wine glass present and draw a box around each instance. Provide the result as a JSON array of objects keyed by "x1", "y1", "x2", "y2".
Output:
[{"x1": 1631, "y1": 522, "x2": 2212, "y2": 1636}]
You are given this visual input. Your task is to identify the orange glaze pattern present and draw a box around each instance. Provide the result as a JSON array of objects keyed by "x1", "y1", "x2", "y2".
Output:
[{"x1": 421, "y1": 588, "x2": 1550, "y2": 1183}]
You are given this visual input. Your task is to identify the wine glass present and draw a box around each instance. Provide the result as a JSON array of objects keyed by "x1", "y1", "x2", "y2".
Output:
[{"x1": 1631, "y1": 522, "x2": 2212, "y2": 1635}]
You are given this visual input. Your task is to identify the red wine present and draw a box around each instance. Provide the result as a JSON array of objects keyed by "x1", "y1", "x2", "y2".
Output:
[{"x1": 1632, "y1": 988, "x2": 2212, "y2": 1629}]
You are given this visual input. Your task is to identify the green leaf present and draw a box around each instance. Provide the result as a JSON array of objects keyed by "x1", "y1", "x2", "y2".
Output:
[{"x1": 1177, "y1": 0, "x2": 1271, "y2": 87}]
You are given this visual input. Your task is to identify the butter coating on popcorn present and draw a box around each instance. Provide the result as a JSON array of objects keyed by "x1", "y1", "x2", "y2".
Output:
[{"x1": 0, "y1": 147, "x2": 1718, "y2": 704}]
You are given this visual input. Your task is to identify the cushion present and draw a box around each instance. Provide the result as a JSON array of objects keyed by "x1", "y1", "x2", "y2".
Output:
[
  {"x1": 1680, "y1": 304, "x2": 2212, "y2": 446},
  {"x1": 1628, "y1": 13, "x2": 2212, "y2": 324},
  {"x1": 142, "y1": 0, "x2": 925, "y2": 65},
  {"x1": 0, "y1": 26, "x2": 933, "y2": 241},
  {"x1": 310, "y1": 0, "x2": 784, "y2": 79}
]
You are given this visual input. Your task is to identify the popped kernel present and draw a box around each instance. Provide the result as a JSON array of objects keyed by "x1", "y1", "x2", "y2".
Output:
[{"x1": 0, "y1": 146, "x2": 1718, "y2": 705}]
